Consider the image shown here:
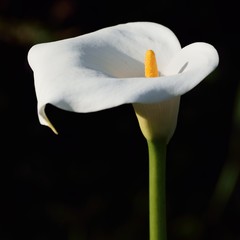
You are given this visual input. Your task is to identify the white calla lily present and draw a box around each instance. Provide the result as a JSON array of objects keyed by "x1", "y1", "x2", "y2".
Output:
[{"x1": 28, "y1": 21, "x2": 219, "y2": 139}]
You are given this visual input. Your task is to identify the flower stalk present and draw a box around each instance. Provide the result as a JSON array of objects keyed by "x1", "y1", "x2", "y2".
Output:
[{"x1": 148, "y1": 139, "x2": 167, "y2": 240}]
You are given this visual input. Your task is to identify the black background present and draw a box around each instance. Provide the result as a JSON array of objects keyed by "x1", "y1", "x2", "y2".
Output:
[{"x1": 0, "y1": 0, "x2": 239, "y2": 239}]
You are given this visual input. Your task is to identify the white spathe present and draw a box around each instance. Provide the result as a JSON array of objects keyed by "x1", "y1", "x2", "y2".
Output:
[{"x1": 28, "y1": 21, "x2": 219, "y2": 137}]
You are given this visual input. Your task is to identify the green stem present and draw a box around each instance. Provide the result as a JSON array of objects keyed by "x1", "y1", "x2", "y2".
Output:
[{"x1": 147, "y1": 139, "x2": 167, "y2": 240}]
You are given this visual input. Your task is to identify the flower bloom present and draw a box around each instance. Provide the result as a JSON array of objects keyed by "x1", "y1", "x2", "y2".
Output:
[{"x1": 27, "y1": 22, "x2": 219, "y2": 140}]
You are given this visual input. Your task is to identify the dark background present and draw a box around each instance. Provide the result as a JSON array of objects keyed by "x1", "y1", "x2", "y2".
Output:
[{"x1": 0, "y1": 0, "x2": 239, "y2": 239}]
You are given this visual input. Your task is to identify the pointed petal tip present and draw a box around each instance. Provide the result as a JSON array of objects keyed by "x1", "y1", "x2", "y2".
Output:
[
  {"x1": 44, "y1": 116, "x2": 59, "y2": 135},
  {"x1": 49, "y1": 123, "x2": 59, "y2": 135},
  {"x1": 39, "y1": 106, "x2": 59, "y2": 135}
]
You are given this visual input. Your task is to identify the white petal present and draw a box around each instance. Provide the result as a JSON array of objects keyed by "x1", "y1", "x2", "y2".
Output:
[
  {"x1": 28, "y1": 22, "x2": 181, "y2": 127},
  {"x1": 162, "y1": 42, "x2": 219, "y2": 94},
  {"x1": 27, "y1": 22, "x2": 219, "y2": 129}
]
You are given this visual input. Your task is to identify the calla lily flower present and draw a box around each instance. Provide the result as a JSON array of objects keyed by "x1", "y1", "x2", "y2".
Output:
[{"x1": 28, "y1": 21, "x2": 219, "y2": 141}]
